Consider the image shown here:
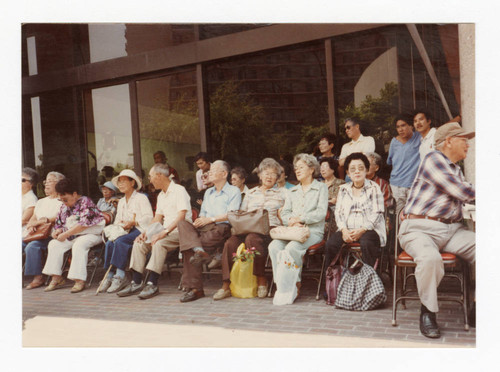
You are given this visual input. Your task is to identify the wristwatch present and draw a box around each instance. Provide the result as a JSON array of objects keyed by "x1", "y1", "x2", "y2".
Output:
[{"x1": 211, "y1": 217, "x2": 216, "y2": 223}]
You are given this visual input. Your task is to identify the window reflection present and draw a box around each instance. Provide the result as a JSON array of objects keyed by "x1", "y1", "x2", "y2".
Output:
[
  {"x1": 136, "y1": 71, "x2": 200, "y2": 191},
  {"x1": 85, "y1": 84, "x2": 134, "y2": 199}
]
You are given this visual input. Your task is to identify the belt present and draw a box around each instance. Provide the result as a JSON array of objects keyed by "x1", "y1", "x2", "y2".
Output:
[{"x1": 402, "y1": 214, "x2": 455, "y2": 224}]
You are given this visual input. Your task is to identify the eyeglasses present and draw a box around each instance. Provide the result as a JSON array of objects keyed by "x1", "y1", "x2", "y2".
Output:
[
  {"x1": 43, "y1": 179, "x2": 56, "y2": 185},
  {"x1": 345, "y1": 125, "x2": 353, "y2": 130},
  {"x1": 22, "y1": 178, "x2": 31, "y2": 183}
]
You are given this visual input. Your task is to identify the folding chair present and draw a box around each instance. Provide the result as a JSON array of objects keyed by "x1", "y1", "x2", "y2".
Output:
[{"x1": 392, "y1": 210, "x2": 470, "y2": 330}]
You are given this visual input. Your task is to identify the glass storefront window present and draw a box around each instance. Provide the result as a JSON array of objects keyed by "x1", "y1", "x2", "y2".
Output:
[
  {"x1": 136, "y1": 70, "x2": 200, "y2": 192},
  {"x1": 85, "y1": 84, "x2": 134, "y2": 199}
]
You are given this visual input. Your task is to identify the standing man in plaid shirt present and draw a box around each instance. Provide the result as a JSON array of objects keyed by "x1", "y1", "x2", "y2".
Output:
[{"x1": 398, "y1": 122, "x2": 475, "y2": 339}]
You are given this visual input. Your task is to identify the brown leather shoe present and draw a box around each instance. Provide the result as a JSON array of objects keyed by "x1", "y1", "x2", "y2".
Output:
[{"x1": 180, "y1": 289, "x2": 205, "y2": 303}]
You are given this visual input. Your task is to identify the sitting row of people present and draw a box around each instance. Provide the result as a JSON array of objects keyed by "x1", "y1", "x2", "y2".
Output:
[{"x1": 23, "y1": 152, "x2": 386, "y2": 301}]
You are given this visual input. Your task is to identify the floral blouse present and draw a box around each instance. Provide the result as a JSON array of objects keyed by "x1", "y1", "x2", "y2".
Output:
[{"x1": 55, "y1": 196, "x2": 104, "y2": 240}]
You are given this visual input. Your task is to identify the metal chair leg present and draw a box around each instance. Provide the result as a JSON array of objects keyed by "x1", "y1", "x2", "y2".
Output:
[
  {"x1": 316, "y1": 255, "x2": 326, "y2": 300},
  {"x1": 392, "y1": 263, "x2": 398, "y2": 326}
]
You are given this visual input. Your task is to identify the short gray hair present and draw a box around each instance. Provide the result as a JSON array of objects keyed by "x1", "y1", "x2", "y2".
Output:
[
  {"x1": 366, "y1": 152, "x2": 383, "y2": 168},
  {"x1": 212, "y1": 160, "x2": 230, "y2": 174},
  {"x1": 293, "y1": 153, "x2": 320, "y2": 178},
  {"x1": 46, "y1": 171, "x2": 65, "y2": 182},
  {"x1": 150, "y1": 163, "x2": 170, "y2": 178},
  {"x1": 256, "y1": 158, "x2": 282, "y2": 178},
  {"x1": 22, "y1": 167, "x2": 39, "y2": 185}
]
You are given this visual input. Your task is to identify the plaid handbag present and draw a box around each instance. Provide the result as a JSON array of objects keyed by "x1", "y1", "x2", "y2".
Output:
[{"x1": 334, "y1": 262, "x2": 386, "y2": 311}]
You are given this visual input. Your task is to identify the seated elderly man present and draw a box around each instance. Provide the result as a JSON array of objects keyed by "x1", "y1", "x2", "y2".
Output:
[
  {"x1": 177, "y1": 160, "x2": 241, "y2": 302},
  {"x1": 117, "y1": 163, "x2": 192, "y2": 299},
  {"x1": 398, "y1": 122, "x2": 475, "y2": 339}
]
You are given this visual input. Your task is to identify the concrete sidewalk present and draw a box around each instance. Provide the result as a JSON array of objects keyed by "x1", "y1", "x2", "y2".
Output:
[
  {"x1": 22, "y1": 271, "x2": 475, "y2": 348},
  {"x1": 23, "y1": 316, "x2": 457, "y2": 348}
]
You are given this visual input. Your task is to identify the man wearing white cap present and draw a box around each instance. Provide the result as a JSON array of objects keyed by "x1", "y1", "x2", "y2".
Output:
[{"x1": 398, "y1": 122, "x2": 475, "y2": 339}]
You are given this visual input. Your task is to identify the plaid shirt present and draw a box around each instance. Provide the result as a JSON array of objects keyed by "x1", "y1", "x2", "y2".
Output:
[
  {"x1": 335, "y1": 179, "x2": 386, "y2": 247},
  {"x1": 403, "y1": 150, "x2": 475, "y2": 221}
]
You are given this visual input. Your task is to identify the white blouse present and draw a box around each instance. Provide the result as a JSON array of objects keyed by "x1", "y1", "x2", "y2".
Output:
[{"x1": 114, "y1": 190, "x2": 153, "y2": 233}]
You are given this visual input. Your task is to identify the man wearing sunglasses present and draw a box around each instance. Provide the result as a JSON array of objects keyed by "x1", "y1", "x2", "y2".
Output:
[{"x1": 338, "y1": 118, "x2": 376, "y2": 178}]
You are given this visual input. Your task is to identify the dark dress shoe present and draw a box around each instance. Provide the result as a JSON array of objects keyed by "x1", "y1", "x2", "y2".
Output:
[
  {"x1": 180, "y1": 289, "x2": 205, "y2": 303},
  {"x1": 420, "y1": 311, "x2": 441, "y2": 339},
  {"x1": 117, "y1": 282, "x2": 143, "y2": 297},
  {"x1": 189, "y1": 250, "x2": 211, "y2": 266},
  {"x1": 138, "y1": 284, "x2": 159, "y2": 300}
]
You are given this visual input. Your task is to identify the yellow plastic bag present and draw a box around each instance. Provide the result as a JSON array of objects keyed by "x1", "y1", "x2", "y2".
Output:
[{"x1": 229, "y1": 243, "x2": 258, "y2": 298}]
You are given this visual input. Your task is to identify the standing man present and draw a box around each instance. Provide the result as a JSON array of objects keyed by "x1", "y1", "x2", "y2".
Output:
[
  {"x1": 387, "y1": 114, "x2": 421, "y2": 214},
  {"x1": 338, "y1": 118, "x2": 375, "y2": 179},
  {"x1": 117, "y1": 163, "x2": 192, "y2": 299},
  {"x1": 194, "y1": 152, "x2": 212, "y2": 192},
  {"x1": 177, "y1": 160, "x2": 241, "y2": 303},
  {"x1": 398, "y1": 122, "x2": 475, "y2": 339},
  {"x1": 413, "y1": 110, "x2": 436, "y2": 161}
]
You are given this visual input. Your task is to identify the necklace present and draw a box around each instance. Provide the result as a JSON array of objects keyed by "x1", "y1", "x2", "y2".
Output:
[{"x1": 353, "y1": 183, "x2": 364, "y2": 189}]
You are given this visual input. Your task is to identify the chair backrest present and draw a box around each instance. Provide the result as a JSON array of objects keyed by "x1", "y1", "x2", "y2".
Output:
[{"x1": 192, "y1": 207, "x2": 199, "y2": 221}]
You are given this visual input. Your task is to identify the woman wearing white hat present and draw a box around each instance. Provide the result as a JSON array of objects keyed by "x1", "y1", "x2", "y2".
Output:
[{"x1": 100, "y1": 169, "x2": 153, "y2": 293}]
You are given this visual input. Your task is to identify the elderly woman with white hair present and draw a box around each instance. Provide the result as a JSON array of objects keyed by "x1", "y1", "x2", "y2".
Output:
[
  {"x1": 22, "y1": 171, "x2": 65, "y2": 289},
  {"x1": 213, "y1": 158, "x2": 287, "y2": 300},
  {"x1": 268, "y1": 153, "x2": 328, "y2": 300}
]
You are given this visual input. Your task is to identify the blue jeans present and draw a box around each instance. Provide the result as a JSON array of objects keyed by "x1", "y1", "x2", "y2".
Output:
[
  {"x1": 22, "y1": 237, "x2": 52, "y2": 276},
  {"x1": 103, "y1": 227, "x2": 140, "y2": 271}
]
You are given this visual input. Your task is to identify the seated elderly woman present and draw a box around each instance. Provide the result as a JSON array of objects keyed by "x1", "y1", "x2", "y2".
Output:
[
  {"x1": 99, "y1": 169, "x2": 153, "y2": 293},
  {"x1": 324, "y1": 152, "x2": 386, "y2": 269},
  {"x1": 42, "y1": 178, "x2": 105, "y2": 293},
  {"x1": 213, "y1": 158, "x2": 287, "y2": 300},
  {"x1": 319, "y1": 157, "x2": 345, "y2": 206},
  {"x1": 22, "y1": 167, "x2": 39, "y2": 236},
  {"x1": 230, "y1": 166, "x2": 249, "y2": 197},
  {"x1": 23, "y1": 171, "x2": 65, "y2": 289},
  {"x1": 269, "y1": 153, "x2": 328, "y2": 298},
  {"x1": 97, "y1": 181, "x2": 119, "y2": 224}
]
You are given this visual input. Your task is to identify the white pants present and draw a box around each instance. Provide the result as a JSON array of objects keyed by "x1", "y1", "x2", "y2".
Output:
[
  {"x1": 269, "y1": 233, "x2": 323, "y2": 283},
  {"x1": 390, "y1": 185, "x2": 410, "y2": 216},
  {"x1": 43, "y1": 234, "x2": 102, "y2": 281},
  {"x1": 398, "y1": 219, "x2": 475, "y2": 312}
]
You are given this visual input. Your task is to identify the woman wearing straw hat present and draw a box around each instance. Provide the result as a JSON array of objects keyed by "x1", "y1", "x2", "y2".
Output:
[{"x1": 99, "y1": 169, "x2": 153, "y2": 293}]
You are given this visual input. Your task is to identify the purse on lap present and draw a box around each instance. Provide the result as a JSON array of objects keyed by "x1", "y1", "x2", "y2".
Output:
[
  {"x1": 269, "y1": 225, "x2": 310, "y2": 243},
  {"x1": 227, "y1": 209, "x2": 270, "y2": 236},
  {"x1": 23, "y1": 222, "x2": 53, "y2": 243}
]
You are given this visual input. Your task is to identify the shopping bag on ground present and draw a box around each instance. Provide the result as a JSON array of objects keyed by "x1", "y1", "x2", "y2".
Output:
[
  {"x1": 273, "y1": 250, "x2": 300, "y2": 305},
  {"x1": 230, "y1": 243, "x2": 258, "y2": 298},
  {"x1": 334, "y1": 261, "x2": 386, "y2": 311}
]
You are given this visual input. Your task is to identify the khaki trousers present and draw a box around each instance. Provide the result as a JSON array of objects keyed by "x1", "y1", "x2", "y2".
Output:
[
  {"x1": 129, "y1": 231, "x2": 180, "y2": 275},
  {"x1": 398, "y1": 219, "x2": 475, "y2": 312}
]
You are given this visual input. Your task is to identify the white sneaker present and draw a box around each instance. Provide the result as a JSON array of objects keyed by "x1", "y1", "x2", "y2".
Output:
[
  {"x1": 98, "y1": 277, "x2": 112, "y2": 293},
  {"x1": 107, "y1": 276, "x2": 127, "y2": 293}
]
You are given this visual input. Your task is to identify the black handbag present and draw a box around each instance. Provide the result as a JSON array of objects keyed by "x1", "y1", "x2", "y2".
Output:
[{"x1": 227, "y1": 209, "x2": 270, "y2": 236}]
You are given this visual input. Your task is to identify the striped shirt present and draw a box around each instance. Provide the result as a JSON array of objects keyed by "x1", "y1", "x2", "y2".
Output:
[
  {"x1": 403, "y1": 150, "x2": 475, "y2": 221},
  {"x1": 335, "y1": 179, "x2": 386, "y2": 247}
]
